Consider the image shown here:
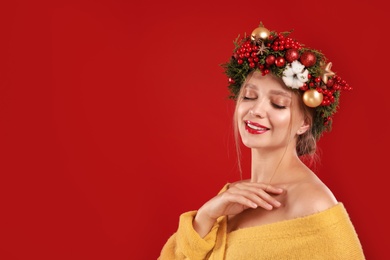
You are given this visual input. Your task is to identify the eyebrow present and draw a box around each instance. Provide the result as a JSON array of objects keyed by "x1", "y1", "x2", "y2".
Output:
[
  {"x1": 269, "y1": 90, "x2": 291, "y2": 99},
  {"x1": 244, "y1": 84, "x2": 257, "y2": 90},
  {"x1": 245, "y1": 84, "x2": 292, "y2": 99}
]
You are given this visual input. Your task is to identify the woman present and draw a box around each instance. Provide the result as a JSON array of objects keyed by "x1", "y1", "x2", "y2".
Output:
[{"x1": 159, "y1": 23, "x2": 365, "y2": 259}]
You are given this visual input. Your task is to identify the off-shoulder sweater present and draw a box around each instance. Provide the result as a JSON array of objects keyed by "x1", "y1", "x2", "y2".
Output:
[{"x1": 159, "y1": 185, "x2": 365, "y2": 260}]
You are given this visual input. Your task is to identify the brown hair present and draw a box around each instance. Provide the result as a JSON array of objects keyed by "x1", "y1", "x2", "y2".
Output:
[{"x1": 295, "y1": 90, "x2": 317, "y2": 156}]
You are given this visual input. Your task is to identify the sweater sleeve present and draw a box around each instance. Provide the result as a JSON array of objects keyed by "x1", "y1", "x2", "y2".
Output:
[
  {"x1": 158, "y1": 211, "x2": 220, "y2": 260},
  {"x1": 158, "y1": 184, "x2": 230, "y2": 260}
]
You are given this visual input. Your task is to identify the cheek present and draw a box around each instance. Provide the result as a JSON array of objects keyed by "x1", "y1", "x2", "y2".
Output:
[
  {"x1": 236, "y1": 103, "x2": 249, "y2": 119},
  {"x1": 270, "y1": 110, "x2": 291, "y2": 127}
]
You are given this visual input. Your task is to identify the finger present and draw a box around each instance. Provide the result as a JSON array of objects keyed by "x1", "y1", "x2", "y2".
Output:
[
  {"x1": 264, "y1": 185, "x2": 284, "y2": 194},
  {"x1": 253, "y1": 189, "x2": 282, "y2": 208},
  {"x1": 225, "y1": 189, "x2": 274, "y2": 210},
  {"x1": 246, "y1": 191, "x2": 279, "y2": 210},
  {"x1": 232, "y1": 186, "x2": 282, "y2": 208},
  {"x1": 223, "y1": 192, "x2": 259, "y2": 209},
  {"x1": 231, "y1": 183, "x2": 283, "y2": 204},
  {"x1": 235, "y1": 182, "x2": 284, "y2": 195}
]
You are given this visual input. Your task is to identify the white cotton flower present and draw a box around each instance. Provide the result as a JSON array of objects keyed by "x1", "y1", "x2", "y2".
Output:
[{"x1": 282, "y1": 60, "x2": 309, "y2": 89}]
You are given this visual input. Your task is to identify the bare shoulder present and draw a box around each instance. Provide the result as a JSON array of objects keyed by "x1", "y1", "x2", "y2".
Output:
[{"x1": 287, "y1": 175, "x2": 338, "y2": 218}]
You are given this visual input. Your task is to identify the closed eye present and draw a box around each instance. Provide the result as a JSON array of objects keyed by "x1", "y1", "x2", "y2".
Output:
[
  {"x1": 272, "y1": 103, "x2": 286, "y2": 109},
  {"x1": 243, "y1": 96, "x2": 256, "y2": 101}
]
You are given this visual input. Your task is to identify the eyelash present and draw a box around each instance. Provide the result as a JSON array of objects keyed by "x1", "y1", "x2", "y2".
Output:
[
  {"x1": 243, "y1": 97, "x2": 286, "y2": 109},
  {"x1": 272, "y1": 103, "x2": 286, "y2": 109}
]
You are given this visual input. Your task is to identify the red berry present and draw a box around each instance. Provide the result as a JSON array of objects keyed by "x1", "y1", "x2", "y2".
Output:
[
  {"x1": 326, "y1": 78, "x2": 334, "y2": 87},
  {"x1": 265, "y1": 55, "x2": 276, "y2": 65},
  {"x1": 275, "y1": 57, "x2": 286, "y2": 67}
]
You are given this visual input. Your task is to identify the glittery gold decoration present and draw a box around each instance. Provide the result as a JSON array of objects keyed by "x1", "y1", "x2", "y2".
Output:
[
  {"x1": 303, "y1": 89, "x2": 323, "y2": 107},
  {"x1": 321, "y1": 62, "x2": 335, "y2": 84},
  {"x1": 251, "y1": 26, "x2": 270, "y2": 41}
]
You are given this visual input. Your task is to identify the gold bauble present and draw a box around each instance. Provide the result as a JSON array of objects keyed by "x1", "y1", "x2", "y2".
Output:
[
  {"x1": 303, "y1": 89, "x2": 323, "y2": 108},
  {"x1": 251, "y1": 26, "x2": 270, "y2": 41}
]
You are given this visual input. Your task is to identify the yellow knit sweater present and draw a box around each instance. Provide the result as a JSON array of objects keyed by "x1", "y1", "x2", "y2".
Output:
[{"x1": 159, "y1": 188, "x2": 365, "y2": 259}]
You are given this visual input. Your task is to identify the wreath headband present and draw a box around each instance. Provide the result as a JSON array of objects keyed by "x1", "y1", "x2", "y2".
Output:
[{"x1": 221, "y1": 22, "x2": 352, "y2": 140}]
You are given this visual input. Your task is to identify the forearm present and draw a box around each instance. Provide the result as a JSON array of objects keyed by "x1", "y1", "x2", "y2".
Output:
[{"x1": 193, "y1": 207, "x2": 218, "y2": 238}]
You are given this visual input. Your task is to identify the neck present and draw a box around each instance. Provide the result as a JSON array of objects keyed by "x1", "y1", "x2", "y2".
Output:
[{"x1": 250, "y1": 145, "x2": 300, "y2": 184}]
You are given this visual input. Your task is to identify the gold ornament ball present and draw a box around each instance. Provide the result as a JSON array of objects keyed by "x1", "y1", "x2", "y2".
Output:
[
  {"x1": 303, "y1": 89, "x2": 323, "y2": 107},
  {"x1": 251, "y1": 27, "x2": 270, "y2": 41}
]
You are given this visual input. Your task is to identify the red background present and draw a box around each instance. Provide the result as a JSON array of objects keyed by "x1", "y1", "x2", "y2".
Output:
[{"x1": 1, "y1": 0, "x2": 388, "y2": 259}]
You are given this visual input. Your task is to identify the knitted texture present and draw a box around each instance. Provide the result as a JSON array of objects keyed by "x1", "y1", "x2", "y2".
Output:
[{"x1": 224, "y1": 203, "x2": 365, "y2": 259}]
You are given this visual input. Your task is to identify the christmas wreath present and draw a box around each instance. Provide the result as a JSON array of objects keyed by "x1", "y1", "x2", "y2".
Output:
[{"x1": 221, "y1": 22, "x2": 352, "y2": 140}]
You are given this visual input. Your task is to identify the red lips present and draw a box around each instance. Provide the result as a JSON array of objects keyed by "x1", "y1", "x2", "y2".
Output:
[{"x1": 244, "y1": 120, "x2": 269, "y2": 134}]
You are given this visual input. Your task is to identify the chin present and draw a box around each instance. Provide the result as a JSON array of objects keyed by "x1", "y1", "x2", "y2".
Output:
[{"x1": 240, "y1": 138, "x2": 262, "y2": 149}]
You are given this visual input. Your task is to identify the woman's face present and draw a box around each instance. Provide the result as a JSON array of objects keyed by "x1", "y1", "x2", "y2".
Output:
[{"x1": 236, "y1": 72, "x2": 306, "y2": 150}]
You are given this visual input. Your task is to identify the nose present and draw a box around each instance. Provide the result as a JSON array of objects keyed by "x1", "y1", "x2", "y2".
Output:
[
  {"x1": 249, "y1": 109, "x2": 265, "y2": 118},
  {"x1": 249, "y1": 101, "x2": 266, "y2": 118}
]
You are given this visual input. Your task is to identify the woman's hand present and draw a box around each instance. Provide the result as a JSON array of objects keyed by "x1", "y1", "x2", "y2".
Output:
[{"x1": 193, "y1": 180, "x2": 283, "y2": 237}]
